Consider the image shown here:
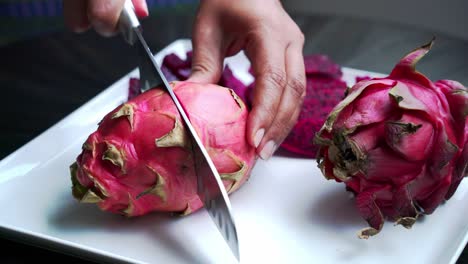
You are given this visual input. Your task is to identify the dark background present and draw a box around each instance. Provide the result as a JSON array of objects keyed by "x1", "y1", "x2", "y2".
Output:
[{"x1": 1, "y1": 4, "x2": 467, "y2": 264}]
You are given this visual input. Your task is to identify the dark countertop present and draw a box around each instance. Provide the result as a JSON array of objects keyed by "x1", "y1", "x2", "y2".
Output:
[{"x1": 1, "y1": 9, "x2": 467, "y2": 264}]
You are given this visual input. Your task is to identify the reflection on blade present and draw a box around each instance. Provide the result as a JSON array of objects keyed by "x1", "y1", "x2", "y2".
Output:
[
  {"x1": 193, "y1": 139, "x2": 240, "y2": 261},
  {"x1": 132, "y1": 29, "x2": 240, "y2": 261}
]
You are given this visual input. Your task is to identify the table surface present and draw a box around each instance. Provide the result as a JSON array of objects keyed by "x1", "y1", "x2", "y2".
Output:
[{"x1": 1, "y1": 8, "x2": 467, "y2": 264}]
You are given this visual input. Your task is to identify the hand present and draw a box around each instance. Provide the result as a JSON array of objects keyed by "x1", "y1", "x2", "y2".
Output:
[
  {"x1": 189, "y1": 0, "x2": 306, "y2": 160},
  {"x1": 63, "y1": 0, "x2": 149, "y2": 36}
]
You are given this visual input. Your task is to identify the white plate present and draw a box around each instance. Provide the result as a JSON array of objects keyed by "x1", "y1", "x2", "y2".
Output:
[{"x1": 0, "y1": 39, "x2": 466, "y2": 264}]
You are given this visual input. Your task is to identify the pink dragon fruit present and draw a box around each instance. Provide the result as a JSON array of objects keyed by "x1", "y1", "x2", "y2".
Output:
[
  {"x1": 314, "y1": 40, "x2": 468, "y2": 238},
  {"x1": 70, "y1": 81, "x2": 256, "y2": 216}
]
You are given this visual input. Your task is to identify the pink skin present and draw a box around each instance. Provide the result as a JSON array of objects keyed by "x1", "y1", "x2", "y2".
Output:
[
  {"x1": 385, "y1": 113, "x2": 434, "y2": 161},
  {"x1": 74, "y1": 82, "x2": 256, "y2": 216},
  {"x1": 63, "y1": 0, "x2": 306, "y2": 161},
  {"x1": 349, "y1": 123, "x2": 384, "y2": 153},
  {"x1": 316, "y1": 41, "x2": 468, "y2": 237},
  {"x1": 435, "y1": 80, "x2": 468, "y2": 139},
  {"x1": 339, "y1": 86, "x2": 396, "y2": 130}
]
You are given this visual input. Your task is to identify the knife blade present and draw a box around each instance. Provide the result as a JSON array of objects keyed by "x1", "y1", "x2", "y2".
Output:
[{"x1": 118, "y1": 1, "x2": 240, "y2": 261}]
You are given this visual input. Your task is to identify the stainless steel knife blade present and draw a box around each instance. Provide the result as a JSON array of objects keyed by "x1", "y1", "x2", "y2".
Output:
[{"x1": 118, "y1": 1, "x2": 240, "y2": 261}]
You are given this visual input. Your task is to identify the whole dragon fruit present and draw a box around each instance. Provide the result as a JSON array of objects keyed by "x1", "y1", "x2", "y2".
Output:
[
  {"x1": 315, "y1": 40, "x2": 468, "y2": 238},
  {"x1": 70, "y1": 81, "x2": 256, "y2": 216}
]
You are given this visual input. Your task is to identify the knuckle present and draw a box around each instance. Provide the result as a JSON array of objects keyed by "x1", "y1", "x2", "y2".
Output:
[
  {"x1": 260, "y1": 67, "x2": 287, "y2": 90},
  {"x1": 286, "y1": 23, "x2": 305, "y2": 44},
  {"x1": 191, "y1": 59, "x2": 221, "y2": 77},
  {"x1": 191, "y1": 63, "x2": 212, "y2": 75},
  {"x1": 297, "y1": 31, "x2": 305, "y2": 44},
  {"x1": 287, "y1": 77, "x2": 307, "y2": 102}
]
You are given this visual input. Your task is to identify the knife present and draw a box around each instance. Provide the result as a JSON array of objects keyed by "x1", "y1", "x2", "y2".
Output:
[{"x1": 118, "y1": 1, "x2": 240, "y2": 261}]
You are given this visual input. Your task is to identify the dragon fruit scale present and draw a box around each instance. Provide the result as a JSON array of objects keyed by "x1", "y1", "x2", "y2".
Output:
[
  {"x1": 315, "y1": 40, "x2": 468, "y2": 238},
  {"x1": 70, "y1": 81, "x2": 256, "y2": 217}
]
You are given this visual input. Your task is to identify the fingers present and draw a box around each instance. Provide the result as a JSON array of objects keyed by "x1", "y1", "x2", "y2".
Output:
[
  {"x1": 246, "y1": 30, "x2": 306, "y2": 160},
  {"x1": 188, "y1": 0, "x2": 305, "y2": 161},
  {"x1": 87, "y1": 0, "x2": 126, "y2": 37},
  {"x1": 261, "y1": 40, "x2": 306, "y2": 159},
  {"x1": 63, "y1": 0, "x2": 90, "y2": 33},
  {"x1": 244, "y1": 33, "x2": 288, "y2": 159},
  {"x1": 188, "y1": 8, "x2": 225, "y2": 84}
]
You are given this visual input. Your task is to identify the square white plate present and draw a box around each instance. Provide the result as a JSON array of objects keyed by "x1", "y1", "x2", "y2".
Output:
[{"x1": 0, "y1": 39, "x2": 467, "y2": 264}]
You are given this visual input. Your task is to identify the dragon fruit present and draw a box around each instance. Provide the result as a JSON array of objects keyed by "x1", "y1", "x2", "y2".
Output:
[
  {"x1": 70, "y1": 81, "x2": 256, "y2": 216},
  {"x1": 314, "y1": 40, "x2": 468, "y2": 238}
]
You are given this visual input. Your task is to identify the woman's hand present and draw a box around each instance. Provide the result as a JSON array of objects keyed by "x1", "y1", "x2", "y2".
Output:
[
  {"x1": 63, "y1": 0, "x2": 149, "y2": 36},
  {"x1": 189, "y1": 0, "x2": 306, "y2": 160},
  {"x1": 63, "y1": 0, "x2": 306, "y2": 160}
]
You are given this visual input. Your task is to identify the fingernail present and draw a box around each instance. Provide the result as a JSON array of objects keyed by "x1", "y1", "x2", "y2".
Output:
[
  {"x1": 142, "y1": 1, "x2": 149, "y2": 17},
  {"x1": 93, "y1": 21, "x2": 114, "y2": 37},
  {"x1": 74, "y1": 23, "x2": 90, "y2": 33},
  {"x1": 136, "y1": 0, "x2": 149, "y2": 17},
  {"x1": 254, "y1": 129, "x2": 265, "y2": 148},
  {"x1": 260, "y1": 140, "x2": 276, "y2": 160}
]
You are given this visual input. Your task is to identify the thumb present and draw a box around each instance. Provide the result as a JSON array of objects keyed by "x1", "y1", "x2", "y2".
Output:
[{"x1": 188, "y1": 20, "x2": 224, "y2": 84}]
